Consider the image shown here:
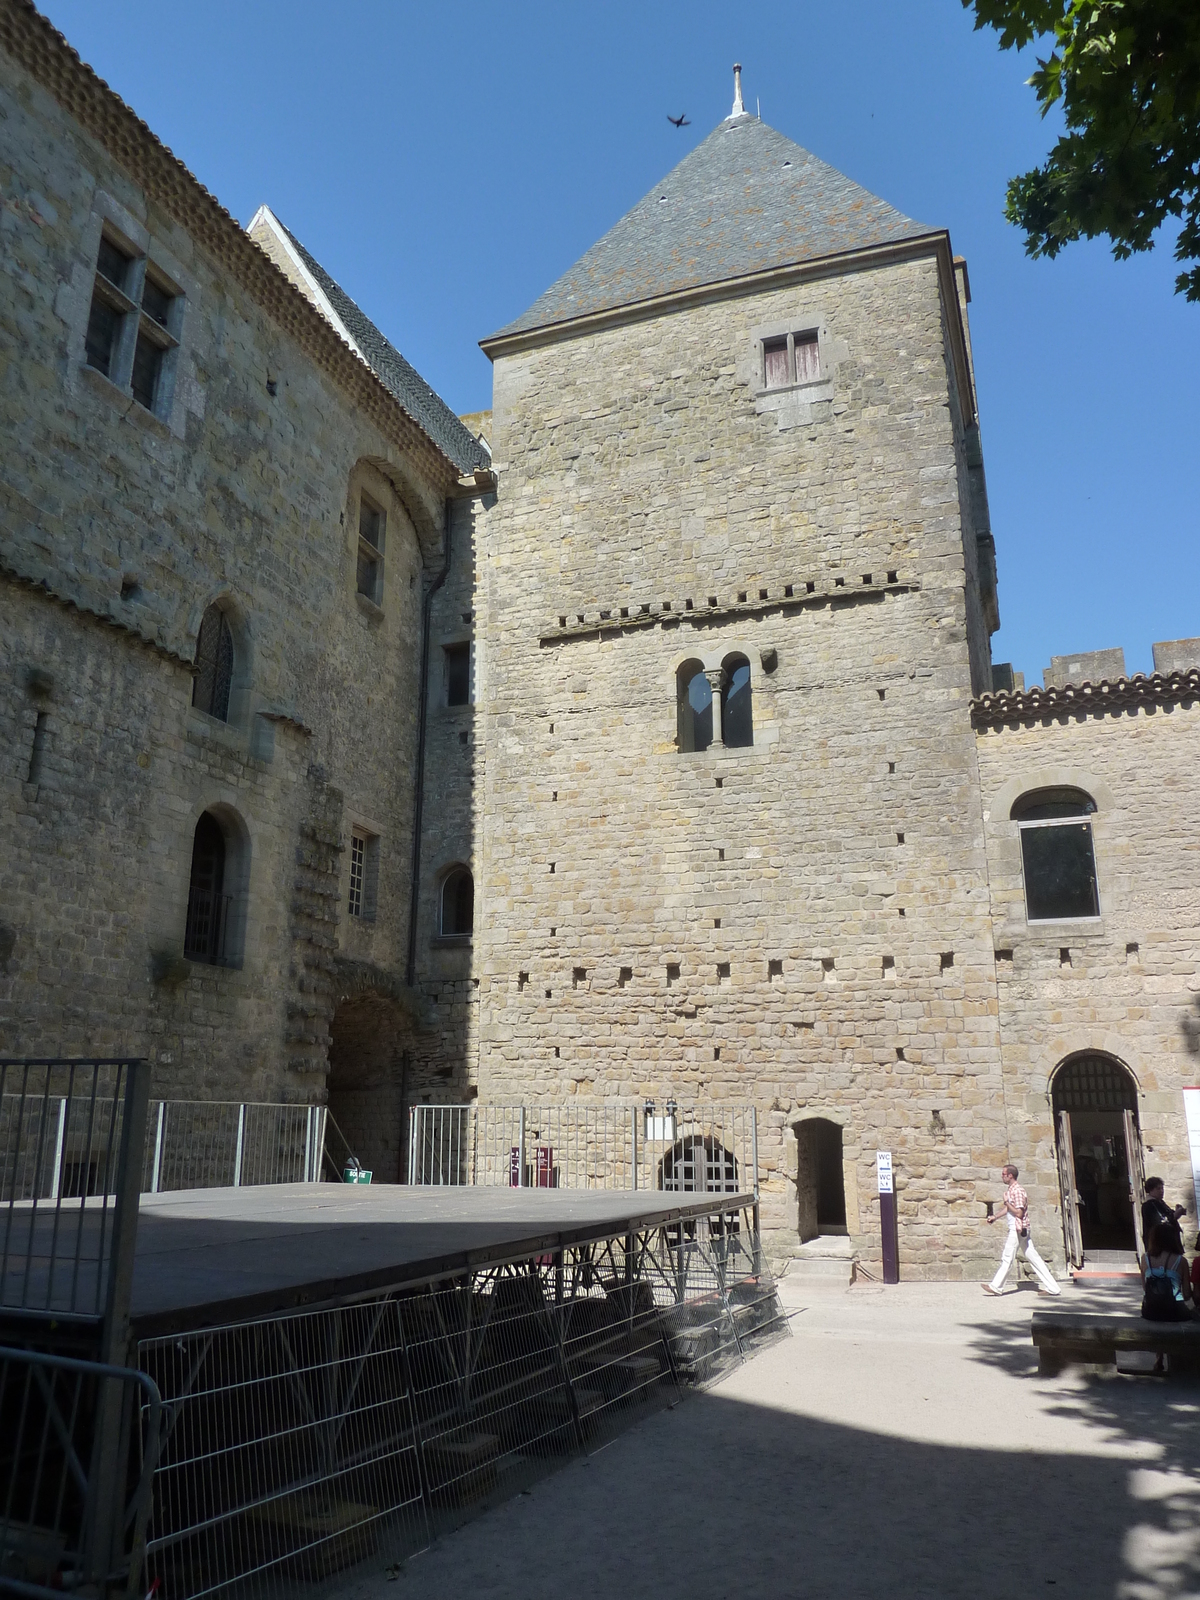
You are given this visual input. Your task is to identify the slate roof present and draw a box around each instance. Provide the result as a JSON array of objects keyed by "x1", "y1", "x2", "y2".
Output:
[
  {"x1": 490, "y1": 113, "x2": 939, "y2": 342},
  {"x1": 277, "y1": 222, "x2": 490, "y2": 475}
]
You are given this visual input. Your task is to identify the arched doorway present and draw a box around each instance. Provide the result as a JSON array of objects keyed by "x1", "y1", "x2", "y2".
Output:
[
  {"x1": 1051, "y1": 1052, "x2": 1143, "y2": 1266},
  {"x1": 326, "y1": 990, "x2": 413, "y2": 1183},
  {"x1": 794, "y1": 1118, "x2": 846, "y2": 1243}
]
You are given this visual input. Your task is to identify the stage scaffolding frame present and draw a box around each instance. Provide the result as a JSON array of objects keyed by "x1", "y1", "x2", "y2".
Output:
[{"x1": 137, "y1": 1195, "x2": 784, "y2": 1600}]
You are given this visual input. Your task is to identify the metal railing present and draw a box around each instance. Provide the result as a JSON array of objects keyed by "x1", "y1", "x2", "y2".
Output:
[
  {"x1": 0, "y1": 1059, "x2": 147, "y2": 1324},
  {"x1": 0, "y1": 1344, "x2": 163, "y2": 1598},
  {"x1": 408, "y1": 1102, "x2": 759, "y2": 1197},
  {"x1": 137, "y1": 1195, "x2": 784, "y2": 1600},
  {"x1": 142, "y1": 1101, "x2": 327, "y2": 1192}
]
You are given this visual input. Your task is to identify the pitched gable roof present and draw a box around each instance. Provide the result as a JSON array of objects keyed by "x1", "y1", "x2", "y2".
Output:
[
  {"x1": 490, "y1": 114, "x2": 938, "y2": 343},
  {"x1": 249, "y1": 207, "x2": 489, "y2": 477}
]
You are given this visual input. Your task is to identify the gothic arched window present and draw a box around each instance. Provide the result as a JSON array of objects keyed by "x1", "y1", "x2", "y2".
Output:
[
  {"x1": 677, "y1": 661, "x2": 712, "y2": 752},
  {"x1": 440, "y1": 868, "x2": 474, "y2": 938},
  {"x1": 193, "y1": 604, "x2": 234, "y2": 722},
  {"x1": 722, "y1": 655, "x2": 753, "y2": 747},
  {"x1": 184, "y1": 812, "x2": 229, "y2": 963}
]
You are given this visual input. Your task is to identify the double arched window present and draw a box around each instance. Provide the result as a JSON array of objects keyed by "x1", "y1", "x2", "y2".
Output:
[
  {"x1": 193, "y1": 604, "x2": 235, "y2": 723},
  {"x1": 440, "y1": 867, "x2": 474, "y2": 938},
  {"x1": 676, "y1": 656, "x2": 754, "y2": 752},
  {"x1": 1011, "y1": 788, "x2": 1100, "y2": 921}
]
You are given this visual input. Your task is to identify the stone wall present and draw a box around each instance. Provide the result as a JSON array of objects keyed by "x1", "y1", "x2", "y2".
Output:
[
  {"x1": 478, "y1": 252, "x2": 1012, "y2": 1274},
  {"x1": 976, "y1": 693, "x2": 1200, "y2": 1262},
  {"x1": 0, "y1": 42, "x2": 449, "y2": 1104}
]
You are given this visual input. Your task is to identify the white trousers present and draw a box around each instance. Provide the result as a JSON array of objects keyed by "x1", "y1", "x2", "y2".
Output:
[{"x1": 990, "y1": 1221, "x2": 1061, "y2": 1294}]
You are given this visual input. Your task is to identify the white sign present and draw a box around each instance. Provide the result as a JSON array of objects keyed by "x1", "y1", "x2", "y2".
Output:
[
  {"x1": 1183, "y1": 1089, "x2": 1200, "y2": 1216},
  {"x1": 876, "y1": 1150, "x2": 894, "y2": 1195}
]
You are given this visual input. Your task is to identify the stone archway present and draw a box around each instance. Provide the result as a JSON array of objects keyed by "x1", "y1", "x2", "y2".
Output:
[{"x1": 326, "y1": 977, "x2": 419, "y2": 1183}]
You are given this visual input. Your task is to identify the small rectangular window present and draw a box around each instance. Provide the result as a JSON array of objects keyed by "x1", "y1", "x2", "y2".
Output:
[
  {"x1": 96, "y1": 236, "x2": 132, "y2": 291},
  {"x1": 445, "y1": 642, "x2": 471, "y2": 706},
  {"x1": 347, "y1": 828, "x2": 379, "y2": 920},
  {"x1": 1019, "y1": 822, "x2": 1100, "y2": 921},
  {"x1": 85, "y1": 295, "x2": 123, "y2": 378},
  {"x1": 794, "y1": 331, "x2": 820, "y2": 383},
  {"x1": 130, "y1": 332, "x2": 164, "y2": 410},
  {"x1": 763, "y1": 337, "x2": 789, "y2": 390},
  {"x1": 357, "y1": 495, "x2": 385, "y2": 604}
]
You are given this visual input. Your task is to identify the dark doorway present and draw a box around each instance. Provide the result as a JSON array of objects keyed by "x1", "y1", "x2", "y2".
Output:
[
  {"x1": 326, "y1": 993, "x2": 411, "y2": 1183},
  {"x1": 1052, "y1": 1054, "x2": 1140, "y2": 1258},
  {"x1": 795, "y1": 1118, "x2": 847, "y2": 1241}
]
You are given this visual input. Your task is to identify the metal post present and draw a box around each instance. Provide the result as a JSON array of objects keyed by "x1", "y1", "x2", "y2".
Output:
[
  {"x1": 751, "y1": 1106, "x2": 761, "y2": 1273},
  {"x1": 89, "y1": 1059, "x2": 151, "y2": 1586},
  {"x1": 314, "y1": 1105, "x2": 328, "y2": 1182},
  {"x1": 303, "y1": 1105, "x2": 313, "y2": 1186},
  {"x1": 631, "y1": 1104, "x2": 639, "y2": 1191},
  {"x1": 878, "y1": 1150, "x2": 899, "y2": 1284},
  {"x1": 150, "y1": 1101, "x2": 165, "y2": 1193},
  {"x1": 233, "y1": 1103, "x2": 246, "y2": 1187},
  {"x1": 49, "y1": 1096, "x2": 66, "y2": 1200},
  {"x1": 518, "y1": 1106, "x2": 526, "y2": 1187},
  {"x1": 407, "y1": 1106, "x2": 416, "y2": 1186}
]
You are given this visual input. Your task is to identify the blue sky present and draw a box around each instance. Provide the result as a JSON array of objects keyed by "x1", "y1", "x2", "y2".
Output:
[{"x1": 39, "y1": 1, "x2": 1199, "y2": 685}]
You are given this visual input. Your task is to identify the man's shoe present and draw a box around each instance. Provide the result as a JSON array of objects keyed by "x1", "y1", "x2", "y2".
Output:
[{"x1": 981, "y1": 1284, "x2": 1000, "y2": 1296}]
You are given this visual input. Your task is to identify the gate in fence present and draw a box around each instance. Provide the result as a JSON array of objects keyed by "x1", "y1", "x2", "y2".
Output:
[{"x1": 408, "y1": 1102, "x2": 759, "y2": 1197}]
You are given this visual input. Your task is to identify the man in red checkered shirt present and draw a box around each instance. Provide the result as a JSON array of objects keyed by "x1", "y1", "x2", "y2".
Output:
[{"x1": 982, "y1": 1163, "x2": 1061, "y2": 1296}]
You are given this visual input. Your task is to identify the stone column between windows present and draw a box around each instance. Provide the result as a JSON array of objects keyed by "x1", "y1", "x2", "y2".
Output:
[{"x1": 704, "y1": 668, "x2": 728, "y2": 747}]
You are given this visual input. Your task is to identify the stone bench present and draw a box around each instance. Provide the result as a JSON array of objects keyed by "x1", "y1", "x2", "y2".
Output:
[{"x1": 1032, "y1": 1309, "x2": 1200, "y2": 1375}]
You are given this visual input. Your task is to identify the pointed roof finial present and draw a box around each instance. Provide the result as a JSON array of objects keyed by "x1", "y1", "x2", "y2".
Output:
[{"x1": 729, "y1": 63, "x2": 746, "y2": 119}]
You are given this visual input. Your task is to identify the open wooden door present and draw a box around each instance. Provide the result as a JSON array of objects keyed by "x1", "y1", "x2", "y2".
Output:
[
  {"x1": 1123, "y1": 1107, "x2": 1147, "y2": 1259},
  {"x1": 1056, "y1": 1110, "x2": 1084, "y2": 1269}
]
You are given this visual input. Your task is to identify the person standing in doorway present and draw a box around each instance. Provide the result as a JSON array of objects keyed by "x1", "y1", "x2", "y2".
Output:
[
  {"x1": 1141, "y1": 1177, "x2": 1186, "y2": 1258},
  {"x1": 982, "y1": 1163, "x2": 1062, "y2": 1297}
]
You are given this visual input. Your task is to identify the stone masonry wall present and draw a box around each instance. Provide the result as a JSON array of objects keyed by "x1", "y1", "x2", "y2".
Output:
[
  {"x1": 479, "y1": 253, "x2": 1010, "y2": 1275},
  {"x1": 0, "y1": 48, "x2": 444, "y2": 1102},
  {"x1": 977, "y1": 697, "x2": 1200, "y2": 1267}
]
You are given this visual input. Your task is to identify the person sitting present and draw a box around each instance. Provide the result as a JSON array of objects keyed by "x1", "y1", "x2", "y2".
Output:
[{"x1": 1142, "y1": 1219, "x2": 1194, "y2": 1329}]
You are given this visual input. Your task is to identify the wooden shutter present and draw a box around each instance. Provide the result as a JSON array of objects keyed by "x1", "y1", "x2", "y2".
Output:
[
  {"x1": 1056, "y1": 1110, "x2": 1083, "y2": 1268},
  {"x1": 763, "y1": 338, "x2": 788, "y2": 389},
  {"x1": 794, "y1": 333, "x2": 820, "y2": 383},
  {"x1": 1123, "y1": 1107, "x2": 1147, "y2": 1258}
]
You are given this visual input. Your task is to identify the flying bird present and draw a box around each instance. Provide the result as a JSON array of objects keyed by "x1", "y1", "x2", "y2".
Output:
[{"x1": 668, "y1": 113, "x2": 690, "y2": 128}]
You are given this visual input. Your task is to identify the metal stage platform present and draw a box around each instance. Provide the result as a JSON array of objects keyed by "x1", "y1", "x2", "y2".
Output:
[{"x1": 1, "y1": 1062, "x2": 786, "y2": 1600}]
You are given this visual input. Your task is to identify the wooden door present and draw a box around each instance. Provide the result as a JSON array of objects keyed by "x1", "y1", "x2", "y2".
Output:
[
  {"x1": 1123, "y1": 1107, "x2": 1147, "y2": 1258},
  {"x1": 1056, "y1": 1110, "x2": 1084, "y2": 1268}
]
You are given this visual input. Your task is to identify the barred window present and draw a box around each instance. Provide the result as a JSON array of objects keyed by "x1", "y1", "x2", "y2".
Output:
[
  {"x1": 440, "y1": 867, "x2": 474, "y2": 938},
  {"x1": 192, "y1": 604, "x2": 235, "y2": 722},
  {"x1": 184, "y1": 813, "x2": 229, "y2": 965},
  {"x1": 1012, "y1": 788, "x2": 1100, "y2": 921}
]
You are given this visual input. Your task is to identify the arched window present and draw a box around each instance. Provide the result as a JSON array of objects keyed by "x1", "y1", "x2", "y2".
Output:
[
  {"x1": 722, "y1": 655, "x2": 753, "y2": 748},
  {"x1": 440, "y1": 868, "x2": 474, "y2": 938},
  {"x1": 677, "y1": 661, "x2": 712, "y2": 752},
  {"x1": 193, "y1": 604, "x2": 234, "y2": 722},
  {"x1": 1011, "y1": 787, "x2": 1100, "y2": 921},
  {"x1": 184, "y1": 812, "x2": 229, "y2": 963}
]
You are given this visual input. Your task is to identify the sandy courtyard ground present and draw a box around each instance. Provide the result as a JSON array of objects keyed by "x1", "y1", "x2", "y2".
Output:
[{"x1": 332, "y1": 1275, "x2": 1200, "y2": 1600}]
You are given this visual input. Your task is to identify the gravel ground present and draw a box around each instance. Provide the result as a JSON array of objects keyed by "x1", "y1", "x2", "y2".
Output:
[{"x1": 331, "y1": 1275, "x2": 1200, "y2": 1600}]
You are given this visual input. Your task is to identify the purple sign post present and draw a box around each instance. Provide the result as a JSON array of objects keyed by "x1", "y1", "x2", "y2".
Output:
[{"x1": 878, "y1": 1150, "x2": 899, "y2": 1284}]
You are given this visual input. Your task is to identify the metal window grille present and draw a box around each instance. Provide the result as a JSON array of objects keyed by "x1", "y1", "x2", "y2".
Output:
[
  {"x1": 348, "y1": 832, "x2": 366, "y2": 918},
  {"x1": 408, "y1": 1103, "x2": 758, "y2": 1199},
  {"x1": 192, "y1": 606, "x2": 234, "y2": 722}
]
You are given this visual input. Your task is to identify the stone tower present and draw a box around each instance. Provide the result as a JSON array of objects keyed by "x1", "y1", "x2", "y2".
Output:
[{"x1": 474, "y1": 92, "x2": 1004, "y2": 1271}]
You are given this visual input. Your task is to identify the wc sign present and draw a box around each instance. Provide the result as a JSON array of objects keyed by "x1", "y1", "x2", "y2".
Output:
[{"x1": 877, "y1": 1149, "x2": 899, "y2": 1283}]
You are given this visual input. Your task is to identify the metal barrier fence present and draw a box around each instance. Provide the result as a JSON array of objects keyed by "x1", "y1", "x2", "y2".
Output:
[
  {"x1": 409, "y1": 1102, "x2": 759, "y2": 1196},
  {"x1": 0, "y1": 1345, "x2": 162, "y2": 1598},
  {"x1": 137, "y1": 1195, "x2": 784, "y2": 1600},
  {"x1": 2, "y1": 1093, "x2": 327, "y2": 1202},
  {"x1": 0, "y1": 1059, "x2": 146, "y2": 1323},
  {"x1": 142, "y1": 1101, "x2": 327, "y2": 1192}
]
